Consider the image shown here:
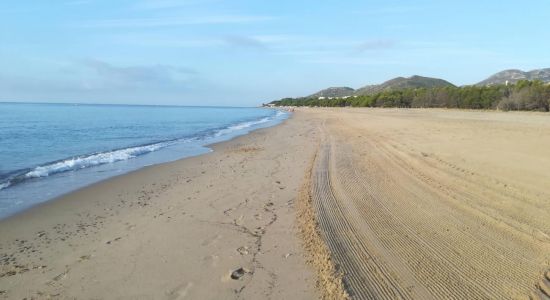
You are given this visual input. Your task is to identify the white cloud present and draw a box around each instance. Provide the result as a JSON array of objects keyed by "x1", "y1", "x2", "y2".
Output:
[
  {"x1": 79, "y1": 59, "x2": 197, "y2": 88},
  {"x1": 356, "y1": 39, "x2": 395, "y2": 52},
  {"x1": 133, "y1": 0, "x2": 220, "y2": 10},
  {"x1": 0, "y1": 59, "x2": 199, "y2": 95},
  {"x1": 65, "y1": 0, "x2": 93, "y2": 5},
  {"x1": 300, "y1": 57, "x2": 404, "y2": 66},
  {"x1": 356, "y1": 5, "x2": 426, "y2": 16},
  {"x1": 78, "y1": 15, "x2": 277, "y2": 28},
  {"x1": 223, "y1": 36, "x2": 268, "y2": 50},
  {"x1": 102, "y1": 34, "x2": 224, "y2": 48}
]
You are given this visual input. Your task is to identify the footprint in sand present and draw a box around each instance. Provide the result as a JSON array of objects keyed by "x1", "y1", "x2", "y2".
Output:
[
  {"x1": 201, "y1": 234, "x2": 222, "y2": 246},
  {"x1": 236, "y1": 246, "x2": 249, "y2": 255},
  {"x1": 79, "y1": 254, "x2": 92, "y2": 262},
  {"x1": 233, "y1": 215, "x2": 244, "y2": 226},
  {"x1": 167, "y1": 282, "x2": 194, "y2": 300},
  {"x1": 201, "y1": 255, "x2": 219, "y2": 267},
  {"x1": 105, "y1": 237, "x2": 122, "y2": 245}
]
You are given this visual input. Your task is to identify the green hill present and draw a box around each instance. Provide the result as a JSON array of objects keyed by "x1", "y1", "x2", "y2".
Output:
[
  {"x1": 308, "y1": 87, "x2": 355, "y2": 98},
  {"x1": 354, "y1": 75, "x2": 456, "y2": 95}
]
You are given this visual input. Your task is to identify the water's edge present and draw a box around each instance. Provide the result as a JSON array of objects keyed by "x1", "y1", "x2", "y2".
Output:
[{"x1": 0, "y1": 109, "x2": 290, "y2": 220}]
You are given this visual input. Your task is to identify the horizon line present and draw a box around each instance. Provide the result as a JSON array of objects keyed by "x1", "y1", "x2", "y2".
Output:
[{"x1": 0, "y1": 101, "x2": 263, "y2": 109}]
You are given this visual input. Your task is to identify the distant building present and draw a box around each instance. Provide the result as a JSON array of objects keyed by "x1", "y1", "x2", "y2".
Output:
[{"x1": 318, "y1": 95, "x2": 354, "y2": 100}]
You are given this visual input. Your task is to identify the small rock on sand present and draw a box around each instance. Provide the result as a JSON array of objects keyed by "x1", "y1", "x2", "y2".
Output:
[{"x1": 230, "y1": 267, "x2": 246, "y2": 280}]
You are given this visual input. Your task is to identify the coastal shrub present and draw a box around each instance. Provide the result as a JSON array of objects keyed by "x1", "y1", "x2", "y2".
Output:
[{"x1": 269, "y1": 80, "x2": 550, "y2": 112}]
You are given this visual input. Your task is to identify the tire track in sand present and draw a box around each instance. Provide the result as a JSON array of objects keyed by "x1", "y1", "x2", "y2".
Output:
[{"x1": 311, "y1": 117, "x2": 550, "y2": 299}]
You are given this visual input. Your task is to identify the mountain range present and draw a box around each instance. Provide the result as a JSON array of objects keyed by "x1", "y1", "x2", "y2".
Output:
[
  {"x1": 307, "y1": 68, "x2": 550, "y2": 98},
  {"x1": 475, "y1": 68, "x2": 550, "y2": 86}
]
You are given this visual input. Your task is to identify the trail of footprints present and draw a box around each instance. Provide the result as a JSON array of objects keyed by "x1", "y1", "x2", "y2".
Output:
[{"x1": 0, "y1": 173, "x2": 197, "y2": 297}]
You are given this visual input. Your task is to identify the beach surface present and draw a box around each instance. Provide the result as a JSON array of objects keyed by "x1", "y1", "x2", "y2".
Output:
[
  {"x1": 2, "y1": 108, "x2": 550, "y2": 299},
  {"x1": 307, "y1": 108, "x2": 550, "y2": 299},
  {"x1": 0, "y1": 112, "x2": 322, "y2": 299}
]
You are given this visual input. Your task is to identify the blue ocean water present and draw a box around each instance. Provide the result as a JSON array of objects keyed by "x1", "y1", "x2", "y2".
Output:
[{"x1": 0, "y1": 102, "x2": 288, "y2": 218}]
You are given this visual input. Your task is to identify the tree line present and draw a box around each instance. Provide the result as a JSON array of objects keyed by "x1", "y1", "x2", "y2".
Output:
[{"x1": 268, "y1": 80, "x2": 550, "y2": 111}]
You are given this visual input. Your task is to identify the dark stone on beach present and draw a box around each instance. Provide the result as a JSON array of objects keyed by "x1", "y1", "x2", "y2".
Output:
[{"x1": 230, "y1": 267, "x2": 246, "y2": 280}]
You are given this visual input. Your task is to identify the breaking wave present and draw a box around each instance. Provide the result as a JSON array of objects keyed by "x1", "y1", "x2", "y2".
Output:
[{"x1": 0, "y1": 110, "x2": 287, "y2": 192}]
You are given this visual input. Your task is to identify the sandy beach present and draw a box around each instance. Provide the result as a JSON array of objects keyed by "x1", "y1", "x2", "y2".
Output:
[
  {"x1": 2, "y1": 108, "x2": 550, "y2": 299},
  {"x1": 0, "y1": 112, "x2": 323, "y2": 299},
  {"x1": 307, "y1": 108, "x2": 550, "y2": 299}
]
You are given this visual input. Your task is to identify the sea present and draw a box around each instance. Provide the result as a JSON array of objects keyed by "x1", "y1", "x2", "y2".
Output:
[{"x1": 0, "y1": 102, "x2": 288, "y2": 219}]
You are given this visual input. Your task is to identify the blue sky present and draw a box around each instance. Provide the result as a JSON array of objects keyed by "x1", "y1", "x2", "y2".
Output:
[{"x1": 1, "y1": 0, "x2": 549, "y2": 106}]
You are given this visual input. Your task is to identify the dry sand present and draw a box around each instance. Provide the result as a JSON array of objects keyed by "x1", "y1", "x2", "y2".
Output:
[
  {"x1": 307, "y1": 108, "x2": 550, "y2": 300},
  {"x1": 2, "y1": 108, "x2": 550, "y2": 299}
]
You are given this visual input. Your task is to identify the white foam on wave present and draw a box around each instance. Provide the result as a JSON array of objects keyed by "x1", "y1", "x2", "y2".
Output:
[
  {"x1": 214, "y1": 117, "x2": 272, "y2": 137},
  {"x1": 0, "y1": 181, "x2": 10, "y2": 191},
  {"x1": 0, "y1": 112, "x2": 288, "y2": 193},
  {"x1": 275, "y1": 110, "x2": 287, "y2": 117},
  {"x1": 24, "y1": 143, "x2": 166, "y2": 179}
]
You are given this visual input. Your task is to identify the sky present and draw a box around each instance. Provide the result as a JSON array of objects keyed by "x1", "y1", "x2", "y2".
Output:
[{"x1": 1, "y1": 0, "x2": 549, "y2": 106}]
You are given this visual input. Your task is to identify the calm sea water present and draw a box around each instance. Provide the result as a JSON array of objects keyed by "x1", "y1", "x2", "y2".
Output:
[{"x1": 0, "y1": 102, "x2": 287, "y2": 218}]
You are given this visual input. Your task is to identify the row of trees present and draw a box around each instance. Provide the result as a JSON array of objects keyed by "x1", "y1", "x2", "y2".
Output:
[{"x1": 269, "y1": 80, "x2": 550, "y2": 111}]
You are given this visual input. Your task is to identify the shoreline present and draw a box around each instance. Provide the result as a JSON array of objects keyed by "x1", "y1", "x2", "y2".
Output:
[
  {"x1": 3, "y1": 107, "x2": 550, "y2": 299},
  {"x1": 0, "y1": 111, "x2": 320, "y2": 299},
  {"x1": 0, "y1": 112, "x2": 293, "y2": 224},
  {"x1": 0, "y1": 108, "x2": 288, "y2": 221}
]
